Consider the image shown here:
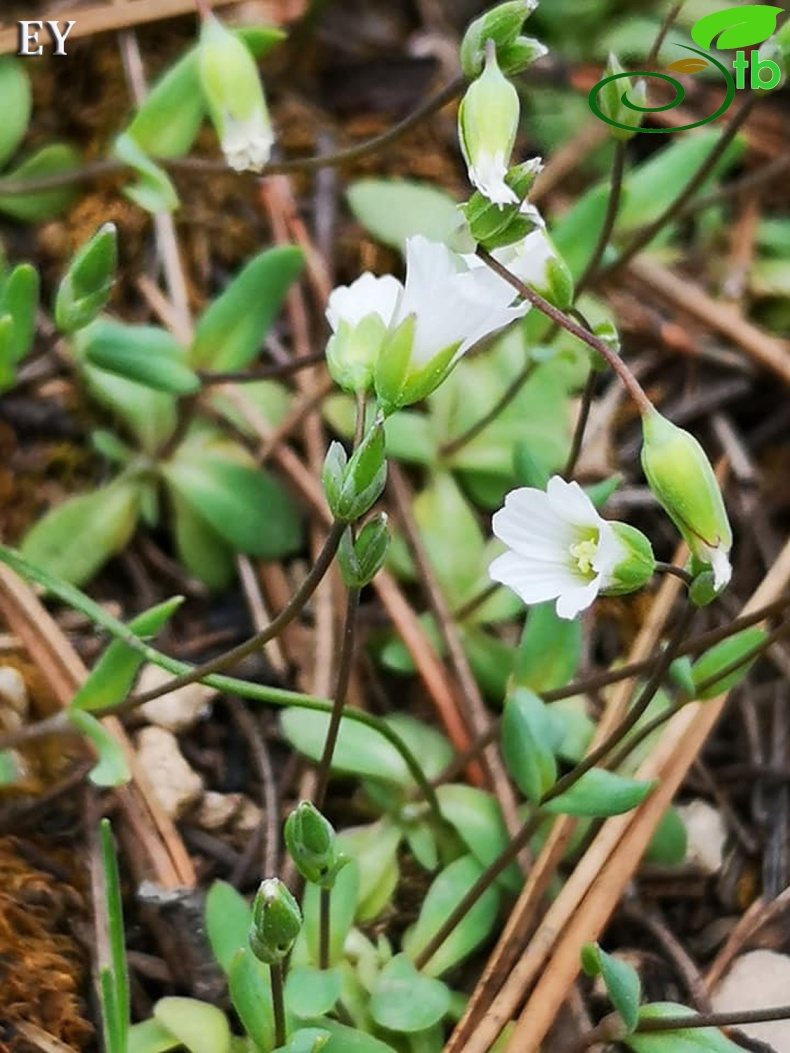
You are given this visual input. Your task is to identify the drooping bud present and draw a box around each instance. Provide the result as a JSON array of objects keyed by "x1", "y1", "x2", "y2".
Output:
[
  {"x1": 640, "y1": 408, "x2": 732, "y2": 591},
  {"x1": 249, "y1": 878, "x2": 302, "y2": 965},
  {"x1": 55, "y1": 223, "x2": 118, "y2": 334},
  {"x1": 458, "y1": 41, "x2": 520, "y2": 208},
  {"x1": 198, "y1": 13, "x2": 274, "y2": 173},
  {"x1": 337, "y1": 514, "x2": 390, "y2": 588},
  {"x1": 460, "y1": 1, "x2": 539, "y2": 78},
  {"x1": 284, "y1": 801, "x2": 348, "y2": 889}
]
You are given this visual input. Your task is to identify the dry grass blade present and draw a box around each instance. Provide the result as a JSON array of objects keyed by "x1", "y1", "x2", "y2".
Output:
[{"x1": 0, "y1": 564, "x2": 195, "y2": 889}]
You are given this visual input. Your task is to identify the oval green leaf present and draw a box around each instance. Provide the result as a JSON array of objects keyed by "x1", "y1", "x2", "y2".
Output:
[
  {"x1": 370, "y1": 954, "x2": 451, "y2": 1033},
  {"x1": 153, "y1": 998, "x2": 231, "y2": 1053},
  {"x1": 543, "y1": 768, "x2": 655, "y2": 817},
  {"x1": 205, "y1": 879, "x2": 253, "y2": 974},
  {"x1": 0, "y1": 57, "x2": 32, "y2": 168},
  {"x1": 347, "y1": 179, "x2": 462, "y2": 253},
  {"x1": 501, "y1": 687, "x2": 558, "y2": 803},
  {"x1": 67, "y1": 709, "x2": 131, "y2": 786},
  {"x1": 0, "y1": 144, "x2": 81, "y2": 222}
]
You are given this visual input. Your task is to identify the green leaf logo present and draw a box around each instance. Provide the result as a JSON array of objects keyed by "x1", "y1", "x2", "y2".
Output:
[{"x1": 691, "y1": 5, "x2": 782, "y2": 50}]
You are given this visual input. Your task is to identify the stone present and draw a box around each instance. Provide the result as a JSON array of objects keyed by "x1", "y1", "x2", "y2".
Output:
[{"x1": 135, "y1": 726, "x2": 203, "y2": 819}]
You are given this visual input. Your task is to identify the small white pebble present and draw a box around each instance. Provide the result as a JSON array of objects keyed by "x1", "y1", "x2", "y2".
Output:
[
  {"x1": 233, "y1": 795, "x2": 263, "y2": 835},
  {"x1": 135, "y1": 726, "x2": 203, "y2": 819},
  {"x1": 197, "y1": 791, "x2": 243, "y2": 831},
  {"x1": 0, "y1": 667, "x2": 28, "y2": 730},
  {"x1": 713, "y1": 950, "x2": 790, "y2": 1052},
  {"x1": 677, "y1": 799, "x2": 726, "y2": 875},
  {"x1": 137, "y1": 664, "x2": 216, "y2": 732}
]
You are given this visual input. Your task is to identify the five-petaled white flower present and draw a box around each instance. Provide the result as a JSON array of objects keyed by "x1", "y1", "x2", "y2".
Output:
[{"x1": 489, "y1": 476, "x2": 634, "y2": 620}]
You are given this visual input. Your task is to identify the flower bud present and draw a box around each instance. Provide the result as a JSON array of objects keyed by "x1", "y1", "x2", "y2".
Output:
[
  {"x1": 595, "y1": 54, "x2": 648, "y2": 140},
  {"x1": 322, "y1": 420, "x2": 387, "y2": 523},
  {"x1": 460, "y1": 1, "x2": 539, "y2": 78},
  {"x1": 337, "y1": 514, "x2": 390, "y2": 588},
  {"x1": 458, "y1": 42, "x2": 520, "y2": 208},
  {"x1": 284, "y1": 801, "x2": 348, "y2": 889},
  {"x1": 461, "y1": 158, "x2": 543, "y2": 250},
  {"x1": 198, "y1": 13, "x2": 274, "y2": 172},
  {"x1": 601, "y1": 523, "x2": 655, "y2": 595},
  {"x1": 325, "y1": 273, "x2": 401, "y2": 394},
  {"x1": 640, "y1": 409, "x2": 732, "y2": 591},
  {"x1": 496, "y1": 36, "x2": 548, "y2": 76},
  {"x1": 249, "y1": 878, "x2": 302, "y2": 964},
  {"x1": 55, "y1": 223, "x2": 117, "y2": 334}
]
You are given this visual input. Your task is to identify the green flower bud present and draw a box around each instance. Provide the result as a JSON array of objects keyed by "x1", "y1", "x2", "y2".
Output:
[
  {"x1": 198, "y1": 13, "x2": 274, "y2": 172},
  {"x1": 249, "y1": 878, "x2": 302, "y2": 964},
  {"x1": 322, "y1": 420, "x2": 387, "y2": 523},
  {"x1": 337, "y1": 514, "x2": 390, "y2": 588},
  {"x1": 596, "y1": 54, "x2": 648, "y2": 141},
  {"x1": 640, "y1": 409, "x2": 732, "y2": 592},
  {"x1": 601, "y1": 522, "x2": 655, "y2": 595},
  {"x1": 458, "y1": 42, "x2": 521, "y2": 208},
  {"x1": 460, "y1": 1, "x2": 539, "y2": 79},
  {"x1": 284, "y1": 801, "x2": 348, "y2": 889},
  {"x1": 55, "y1": 223, "x2": 118, "y2": 334},
  {"x1": 496, "y1": 35, "x2": 548, "y2": 76}
]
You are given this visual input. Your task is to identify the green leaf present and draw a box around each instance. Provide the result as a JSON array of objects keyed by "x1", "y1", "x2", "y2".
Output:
[
  {"x1": 402, "y1": 855, "x2": 500, "y2": 978},
  {"x1": 626, "y1": 1003, "x2": 744, "y2": 1053},
  {"x1": 286, "y1": 966, "x2": 343, "y2": 1018},
  {"x1": 128, "y1": 1018, "x2": 182, "y2": 1053},
  {"x1": 169, "y1": 490, "x2": 236, "y2": 590},
  {"x1": 273, "y1": 1028, "x2": 330, "y2": 1053},
  {"x1": 205, "y1": 879, "x2": 253, "y2": 974},
  {"x1": 0, "y1": 316, "x2": 16, "y2": 392},
  {"x1": 114, "y1": 133, "x2": 178, "y2": 214},
  {"x1": 461, "y1": 626, "x2": 516, "y2": 700},
  {"x1": 296, "y1": 1020, "x2": 396, "y2": 1053},
  {"x1": 0, "y1": 144, "x2": 81, "y2": 222},
  {"x1": 228, "y1": 948, "x2": 275, "y2": 1052},
  {"x1": 501, "y1": 687, "x2": 558, "y2": 803},
  {"x1": 514, "y1": 601, "x2": 582, "y2": 692},
  {"x1": 547, "y1": 697, "x2": 595, "y2": 764},
  {"x1": 581, "y1": 943, "x2": 641, "y2": 1032},
  {"x1": 153, "y1": 998, "x2": 231, "y2": 1053},
  {"x1": 690, "y1": 627, "x2": 766, "y2": 700},
  {"x1": 437, "y1": 784, "x2": 521, "y2": 892},
  {"x1": 21, "y1": 476, "x2": 142, "y2": 587},
  {"x1": 691, "y1": 6, "x2": 781, "y2": 50},
  {"x1": 99, "y1": 819, "x2": 129, "y2": 1053},
  {"x1": 72, "y1": 597, "x2": 183, "y2": 711},
  {"x1": 337, "y1": 821, "x2": 402, "y2": 922},
  {"x1": 402, "y1": 820, "x2": 438, "y2": 872},
  {"x1": 67, "y1": 709, "x2": 131, "y2": 786},
  {"x1": 84, "y1": 322, "x2": 199, "y2": 395},
  {"x1": 347, "y1": 179, "x2": 462, "y2": 252},
  {"x1": 190, "y1": 246, "x2": 304, "y2": 370},
  {"x1": 370, "y1": 954, "x2": 451, "y2": 1033},
  {"x1": 281, "y1": 709, "x2": 448, "y2": 788},
  {"x1": 644, "y1": 806, "x2": 687, "y2": 867},
  {"x1": 0, "y1": 58, "x2": 32, "y2": 168},
  {"x1": 164, "y1": 427, "x2": 302, "y2": 559},
  {"x1": 0, "y1": 263, "x2": 38, "y2": 365},
  {"x1": 543, "y1": 768, "x2": 655, "y2": 817}
]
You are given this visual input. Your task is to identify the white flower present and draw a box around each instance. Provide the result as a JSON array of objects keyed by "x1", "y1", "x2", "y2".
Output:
[
  {"x1": 393, "y1": 235, "x2": 528, "y2": 367},
  {"x1": 326, "y1": 272, "x2": 402, "y2": 332},
  {"x1": 493, "y1": 226, "x2": 554, "y2": 286},
  {"x1": 488, "y1": 476, "x2": 631, "y2": 620},
  {"x1": 222, "y1": 115, "x2": 275, "y2": 173}
]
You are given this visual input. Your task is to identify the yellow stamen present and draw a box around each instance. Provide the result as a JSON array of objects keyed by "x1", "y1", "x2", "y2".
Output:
[{"x1": 569, "y1": 538, "x2": 598, "y2": 576}]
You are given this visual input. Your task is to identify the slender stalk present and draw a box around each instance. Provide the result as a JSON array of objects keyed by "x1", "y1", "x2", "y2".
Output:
[
  {"x1": 453, "y1": 581, "x2": 499, "y2": 622},
  {"x1": 575, "y1": 140, "x2": 627, "y2": 294},
  {"x1": 314, "y1": 586, "x2": 360, "y2": 812},
  {"x1": 563, "y1": 367, "x2": 597, "y2": 479},
  {"x1": 198, "y1": 350, "x2": 326, "y2": 385},
  {"x1": 540, "y1": 602, "x2": 695, "y2": 805},
  {"x1": 604, "y1": 95, "x2": 757, "y2": 278},
  {"x1": 412, "y1": 812, "x2": 543, "y2": 972},
  {"x1": 637, "y1": 1004, "x2": 790, "y2": 1033},
  {"x1": 477, "y1": 247, "x2": 653, "y2": 415},
  {"x1": 645, "y1": 0, "x2": 684, "y2": 65},
  {"x1": 270, "y1": 962, "x2": 286, "y2": 1047},
  {"x1": 319, "y1": 887, "x2": 331, "y2": 971},
  {"x1": 654, "y1": 561, "x2": 694, "y2": 585},
  {"x1": 440, "y1": 360, "x2": 537, "y2": 459},
  {"x1": 0, "y1": 77, "x2": 464, "y2": 196},
  {"x1": 129, "y1": 520, "x2": 346, "y2": 708}
]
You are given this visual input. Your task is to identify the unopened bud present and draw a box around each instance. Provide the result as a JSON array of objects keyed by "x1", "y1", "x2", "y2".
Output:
[
  {"x1": 55, "y1": 223, "x2": 117, "y2": 334},
  {"x1": 284, "y1": 801, "x2": 348, "y2": 889},
  {"x1": 640, "y1": 409, "x2": 732, "y2": 591},
  {"x1": 602, "y1": 523, "x2": 655, "y2": 595},
  {"x1": 249, "y1": 878, "x2": 302, "y2": 964},
  {"x1": 460, "y1": 0, "x2": 539, "y2": 78},
  {"x1": 594, "y1": 54, "x2": 648, "y2": 140},
  {"x1": 337, "y1": 514, "x2": 390, "y2": 588},
  {"x1": 322, "y1": 420, "x2": 387, "y2": 523}
]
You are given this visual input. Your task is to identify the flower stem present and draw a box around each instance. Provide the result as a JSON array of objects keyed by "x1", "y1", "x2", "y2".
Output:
[
  {"x1": 128, "y1": 520, "x2": 346, "y2": 708},
  {"x1": 477, "y1": 247, "x2": 653, "y2": 416},
  {"x1": 574, "y1": 139, "x2": 627, "y2": 295},
  {"x1": 270, "y1": 962, "x2": 286, "y2": 1047},
  {"x1": 319, "y1": 887, "x2": 331, "y2": 971},
  {"x1": 412, "y1": 812, "x2": 543, "y2": 972},
  {"x1": 563, "y1": 367, "x2": 597, "y2": 479},
  {"x1": 440, "y1": 359, "x2": 537, "y2": 459}
]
